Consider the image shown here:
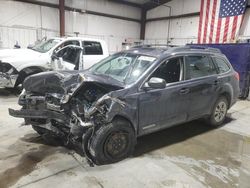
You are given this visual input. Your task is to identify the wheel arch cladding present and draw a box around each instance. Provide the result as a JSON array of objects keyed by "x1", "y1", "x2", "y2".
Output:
[
  {"x1": 219, "y1": 82, "x2": 233, "y2": 107},
  {"x1": 103, "y1": 96, "x2": 139, "y2": 136},
  {"x1": 220, "y1": 92, "x2": 231, "y2": 109},
  {"x1": 112, "y1": 115, "x2": 136, "y2": 134}
]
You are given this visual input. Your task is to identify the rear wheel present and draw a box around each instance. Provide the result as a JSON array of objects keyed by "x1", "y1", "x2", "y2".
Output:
[
  {"x1": 88, "y1": 119, "x2": 136, "y2": 165},
  {"x1": 208, "y1": 96, "x2": 228, "y2": 127}
]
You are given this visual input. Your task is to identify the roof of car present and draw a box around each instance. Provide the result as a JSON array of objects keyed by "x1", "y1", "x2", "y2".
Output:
[
  {"x1": 50, "y1": 37, "x2": 106, "y2": 43},
  {"x1": 123, "y1": 45, "x2": 222, "y2": 58}
]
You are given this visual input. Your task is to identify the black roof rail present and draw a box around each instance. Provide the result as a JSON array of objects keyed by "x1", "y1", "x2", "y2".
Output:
[
  {"x1": 166, "y1": 45, "x2": 221, "y2": 53},
  {"x1": 130, "y1": 44, "x2": 221, "y2": 54},
  {"x1": 131, "y1": 44, "x2": 178, "y2": 49},
  {"x1": 185, "y1": 45, "x2": 222, "y2": 53}
]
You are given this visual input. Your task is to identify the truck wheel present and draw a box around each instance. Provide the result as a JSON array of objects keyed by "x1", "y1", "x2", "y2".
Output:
[
  {"x1": 89, "y1": 119, "x2": 136, "y2": 165},
  {"x1": 208, "y1": 96, "x2": 228, "y2": 127},
  {"x1": 14, "y1": 71, "x2": 27, "y2": 90},
  {"x1": 15, "y1": 70, "x2": 42, "y2": 90},
  {"x1": 239, "y1": 87, "x2": 249, "y2": 100}
]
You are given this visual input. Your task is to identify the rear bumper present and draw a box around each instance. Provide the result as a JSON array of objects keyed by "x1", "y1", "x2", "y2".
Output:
[
  {"x1": 0, "y1": 72, "x2": 18, "y2": 88},
  {"x1": 8, "y1": 108, "x2": 69, "y2": 123}
]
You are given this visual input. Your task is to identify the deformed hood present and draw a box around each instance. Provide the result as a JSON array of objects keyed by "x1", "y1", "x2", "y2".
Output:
[{"x1": 23, "y1": 70, "x2": 124, "y2": 95}]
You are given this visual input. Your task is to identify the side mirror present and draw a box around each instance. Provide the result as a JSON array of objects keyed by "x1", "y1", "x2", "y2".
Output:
[{"x1": 146, "y1": 77, "x2": 166, "y2": 89}]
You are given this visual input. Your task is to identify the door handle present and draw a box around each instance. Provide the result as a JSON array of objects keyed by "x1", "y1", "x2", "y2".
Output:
[
  {"x1": 214, "y1": 80, "x2": 220, "y2": 85},
  {"x1": 179, "y1": 88, "x2": 190, "y2": 94}
]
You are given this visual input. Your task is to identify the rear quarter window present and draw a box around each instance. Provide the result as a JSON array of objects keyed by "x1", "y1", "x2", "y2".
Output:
[{"x1": 212, "y1": 57, "x2": 231, "y2": 73}]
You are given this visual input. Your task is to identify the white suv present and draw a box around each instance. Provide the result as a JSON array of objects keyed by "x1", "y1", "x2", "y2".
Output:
[{"x1": 0, "y1": 37, "x2": 109, "y2": 88}]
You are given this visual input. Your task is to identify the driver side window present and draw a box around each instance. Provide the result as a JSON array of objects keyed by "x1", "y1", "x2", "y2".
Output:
[
  {"x1": 150, "y1": 57, "x2": 183, "y2": 84},
  {"x1": 61, "y1": 48, "x2": 80, "y2": 65},
  {"x1": 54, "y1": 47, "x2": 81, "y2": 70}
]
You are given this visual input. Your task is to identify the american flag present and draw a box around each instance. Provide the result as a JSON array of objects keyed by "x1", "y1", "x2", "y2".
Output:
[{"x1": 198, "y1": 0, "x2": 247, "y2": 44}]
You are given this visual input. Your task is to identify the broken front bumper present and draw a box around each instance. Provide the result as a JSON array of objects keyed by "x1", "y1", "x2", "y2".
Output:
[
  {"x1": 8, "y1": 108, "x2": 69, "y2": 123},
  {"x1": 0, "y1": 72, "x2": 18, "y2": 88}
]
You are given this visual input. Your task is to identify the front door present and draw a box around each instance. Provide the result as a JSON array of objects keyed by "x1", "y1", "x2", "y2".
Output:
[
  {"x1": 51, "y1": 45, "x2": 83, "y2": 71},
  {"x1": 138, "y1": 56, "x2": 189, "y2": 135}
]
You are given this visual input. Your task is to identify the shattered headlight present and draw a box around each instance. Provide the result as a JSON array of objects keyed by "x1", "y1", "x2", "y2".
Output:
[
  {"x1": 45, "y1": 93, "x2": 64, "y2": 111},
  {"x1": 84, "y1": 94, "x2": 125, "y2": 119}
]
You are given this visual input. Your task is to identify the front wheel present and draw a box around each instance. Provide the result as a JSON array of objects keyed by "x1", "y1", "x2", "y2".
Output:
[
  {"x1": 88, "y1": 119, "x2": 136, "y2": 165},
  {"x1": 32, "y1": 125, "x2": 47, "y2": 135},
  {"x1": 14, "y1": 70, "x2": 42, "y2": 91},
  {"x1": 208, "y1": 96, "x2": 228, "y2": 127}
]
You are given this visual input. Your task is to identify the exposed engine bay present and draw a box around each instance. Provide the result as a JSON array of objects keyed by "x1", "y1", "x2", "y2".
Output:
[{"x1": 9, "y1": 71, "x2": 127, "y2": 165}]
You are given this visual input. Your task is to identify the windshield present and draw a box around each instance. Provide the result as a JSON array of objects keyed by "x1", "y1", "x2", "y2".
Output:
[
  {"x1": 89, "y1": 53, "x2": 156, "y2": 84},
  {"x1": 32, "y1": 39, "x2": 61, "y2": 53}
]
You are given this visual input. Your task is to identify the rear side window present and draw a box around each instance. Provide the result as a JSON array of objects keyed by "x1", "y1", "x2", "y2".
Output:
[
  {"x1": 83, "y1": 41, "x2": 103, "y2": 55},
  {"x1": 212, "y1": 57, "x2": 230, "y2": 73},
  {"x1": 185, "y1": 55, "x2": 217, "y2": 79},
  {"x1": 64, "y1": 40, "x2": 80, "y2": 46}
]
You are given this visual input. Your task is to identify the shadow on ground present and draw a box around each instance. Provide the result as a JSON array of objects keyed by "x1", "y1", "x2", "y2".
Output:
[
  {"x1": 19, "y1": 116, "x2": 235, "y2": 159},
  {"x1": 133, "y1": 117, "x2": 234, "y2": 157}
]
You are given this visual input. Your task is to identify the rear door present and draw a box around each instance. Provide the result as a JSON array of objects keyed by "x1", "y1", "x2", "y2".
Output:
[
  {"x1": 82, "y1": 41, "x2": 105, "y2": 69},
  {"x1": 183, "y1": 54, "x2": 219, "y2": 119}
]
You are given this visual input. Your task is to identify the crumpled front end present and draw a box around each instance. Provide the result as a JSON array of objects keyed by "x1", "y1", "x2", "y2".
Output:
[
  {"x1": 9, "y1": 71, "x2": 125, "y2": 164},
  {"x1": 0, "y1": 61, "x2": 18, "y2": 88}
]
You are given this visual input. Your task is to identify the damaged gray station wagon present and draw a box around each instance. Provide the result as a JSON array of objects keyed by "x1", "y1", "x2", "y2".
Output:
[{"x1": 9, "y1": 46, "x2": 240, "y2": 165}]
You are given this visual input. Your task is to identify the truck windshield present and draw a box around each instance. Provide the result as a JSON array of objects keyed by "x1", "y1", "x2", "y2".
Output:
[
  {"x1": 89, "y1": 53, "x2": 156, "y2": 84},
  {"x1": 32, "y1": 39, "x2": 61, "y2": 53}
]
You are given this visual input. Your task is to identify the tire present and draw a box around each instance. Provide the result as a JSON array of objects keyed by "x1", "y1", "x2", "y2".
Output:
[
  {"x1": 14, "y1": 71, "x2": 27, "y2": 89},
  {"x1": 239, "y1": 87, "x2": 249, "y2": 100},
  {"x1": 208, "y1": 96, "x2": 228, "y2": 127},
  {"x1": 15, "y1": 70, "x2": 42, "y2": 90},
  {"x1": 32, "y1": 125, "x2": 47, "y2": 135},
  {"x1": 89, "y1": 119, "x2": 136, "y2": 165},
  {"x1": 32, "y1": 125, "x2": 62, "y2": 146}
]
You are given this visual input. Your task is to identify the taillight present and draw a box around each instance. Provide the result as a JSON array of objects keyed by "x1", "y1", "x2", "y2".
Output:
[{"x1": 234, "y1": 72, "x2": 240, "y2": 81}]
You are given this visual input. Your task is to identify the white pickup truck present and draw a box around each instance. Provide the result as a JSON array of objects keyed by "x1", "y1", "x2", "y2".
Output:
[{"x1": 0, "y1": 37, "x2": 109, "y2": 88}]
